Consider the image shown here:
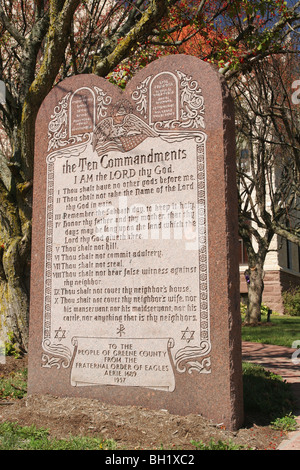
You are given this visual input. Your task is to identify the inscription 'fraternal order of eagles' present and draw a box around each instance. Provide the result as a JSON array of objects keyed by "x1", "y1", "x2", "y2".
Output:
[{"x1": 29, "y1": 56, "x2": 243, "y2": 429}]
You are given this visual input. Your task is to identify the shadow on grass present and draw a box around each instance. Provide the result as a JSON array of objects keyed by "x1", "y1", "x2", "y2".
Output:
[{"x1": 242, "y1": 362, "x2": 295, "y2": 427}]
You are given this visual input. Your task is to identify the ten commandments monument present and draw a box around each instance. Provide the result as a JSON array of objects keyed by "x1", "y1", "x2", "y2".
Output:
[{"x1": 28, "y1": 55, "x2": 244, "y2": 430}]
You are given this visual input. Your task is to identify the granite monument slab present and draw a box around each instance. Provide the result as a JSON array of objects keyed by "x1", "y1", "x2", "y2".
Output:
[{"x1": 28, "y1": 55, "x2": 243, "y2": 430}]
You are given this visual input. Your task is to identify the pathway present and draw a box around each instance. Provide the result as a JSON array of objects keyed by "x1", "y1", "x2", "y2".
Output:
[{"x1": 242, "y1": 342, "x2": 300, "y2": 450}]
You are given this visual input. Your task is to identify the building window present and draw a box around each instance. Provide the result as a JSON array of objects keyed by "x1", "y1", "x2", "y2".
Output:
[
  {"x1": 287, "y1": 239, "x2": 293, "y2": 270},
  {"x1": 239, "y1": 238, "x2": 248, "y2": 265},
  {"x1": 240, "y1": 149, "x2": 250, "y2": 171}
]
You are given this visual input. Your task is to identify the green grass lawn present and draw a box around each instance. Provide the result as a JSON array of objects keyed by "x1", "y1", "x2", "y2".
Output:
[
  {"x1": 0, "y1": 314, "x2": 299, "y2": 450},
  {"x1": 0, "y1": 422, "x2": 118, "y2": 450},
  {"x1": 0, "y1": 362, "x2": 295, "y2": 450},
  {"x1": 242, "y1": 315, "x2": 300, "y2": 348}
]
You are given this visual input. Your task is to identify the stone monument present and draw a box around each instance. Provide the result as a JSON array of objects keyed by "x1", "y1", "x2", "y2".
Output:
[{"x1": 28, "y1": 55, "x2": 243, "y2": 430}]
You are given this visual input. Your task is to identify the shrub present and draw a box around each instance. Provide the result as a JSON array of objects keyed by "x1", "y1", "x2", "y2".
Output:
[
  {"x1": 283, "y1": 286, "x2": 300, "y2": 316},
  {"x1": 271, "y1": 413, "x2": 298, "y2": 432},
  {"x1": 4, "y1": 332, "x2": 22, "y2": 358},
  {"x1": 240, "y1": 302, "x2": 273, "y2": 318},
  {"x1": 260, "y1": 303, "x2": 270, "y2": 316}
]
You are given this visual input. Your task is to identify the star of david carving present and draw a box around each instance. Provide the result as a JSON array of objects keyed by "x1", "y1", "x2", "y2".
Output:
[
  {"x1": 181, "y1": 327, "x2": 195, "y2": 344},
  {"x1": 54, "y1": 327, "x2": 66, "y2": 341}
]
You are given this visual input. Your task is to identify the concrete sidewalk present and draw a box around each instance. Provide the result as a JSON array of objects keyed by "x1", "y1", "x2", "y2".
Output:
[{"x1": 242, "y1": 341, "x2": 300, "y2": 450}]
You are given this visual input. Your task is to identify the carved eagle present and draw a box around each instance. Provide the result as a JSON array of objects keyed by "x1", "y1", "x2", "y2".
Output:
[{"x1": 92, "y1": 111, "x2": 157, "y2": 157}]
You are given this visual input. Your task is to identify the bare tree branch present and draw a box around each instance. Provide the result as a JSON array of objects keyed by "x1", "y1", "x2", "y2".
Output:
[{"x1": 0, "y1": 3, "x2": 26, "y2": 46}]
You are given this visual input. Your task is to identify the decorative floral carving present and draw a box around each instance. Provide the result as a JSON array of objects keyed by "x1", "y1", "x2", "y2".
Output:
[
  {"x1": 48, "y1": 92, "x2": 71, "y2": 151},
  {"x1": 42, "y1": 339, "x2": 72, "y2": 369},
  {"x1": 176, "y1": 70, "x2": 205, "y2": 129},
  {"x1": 94, "y1": 86, "x2": 112, "y2": 119},
  {"x1": 174, "y1": 342, "x2": 211, "y2": 374},
  {"x1": 131, "y1": 76, "x2": 152, "y2": 117}
]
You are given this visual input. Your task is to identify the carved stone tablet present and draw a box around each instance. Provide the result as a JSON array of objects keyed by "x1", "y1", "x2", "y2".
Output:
[{"x1": 28, "y1": 56, "x2": 243, "y2": 430}]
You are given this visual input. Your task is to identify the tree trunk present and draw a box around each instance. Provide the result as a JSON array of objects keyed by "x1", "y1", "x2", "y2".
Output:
[
  {"x1": 245, "y1": 264, "x2": 264, "y2": 324},
  {"x1": 0, "y1": 180, "x2": 31, "y2": 353}
]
